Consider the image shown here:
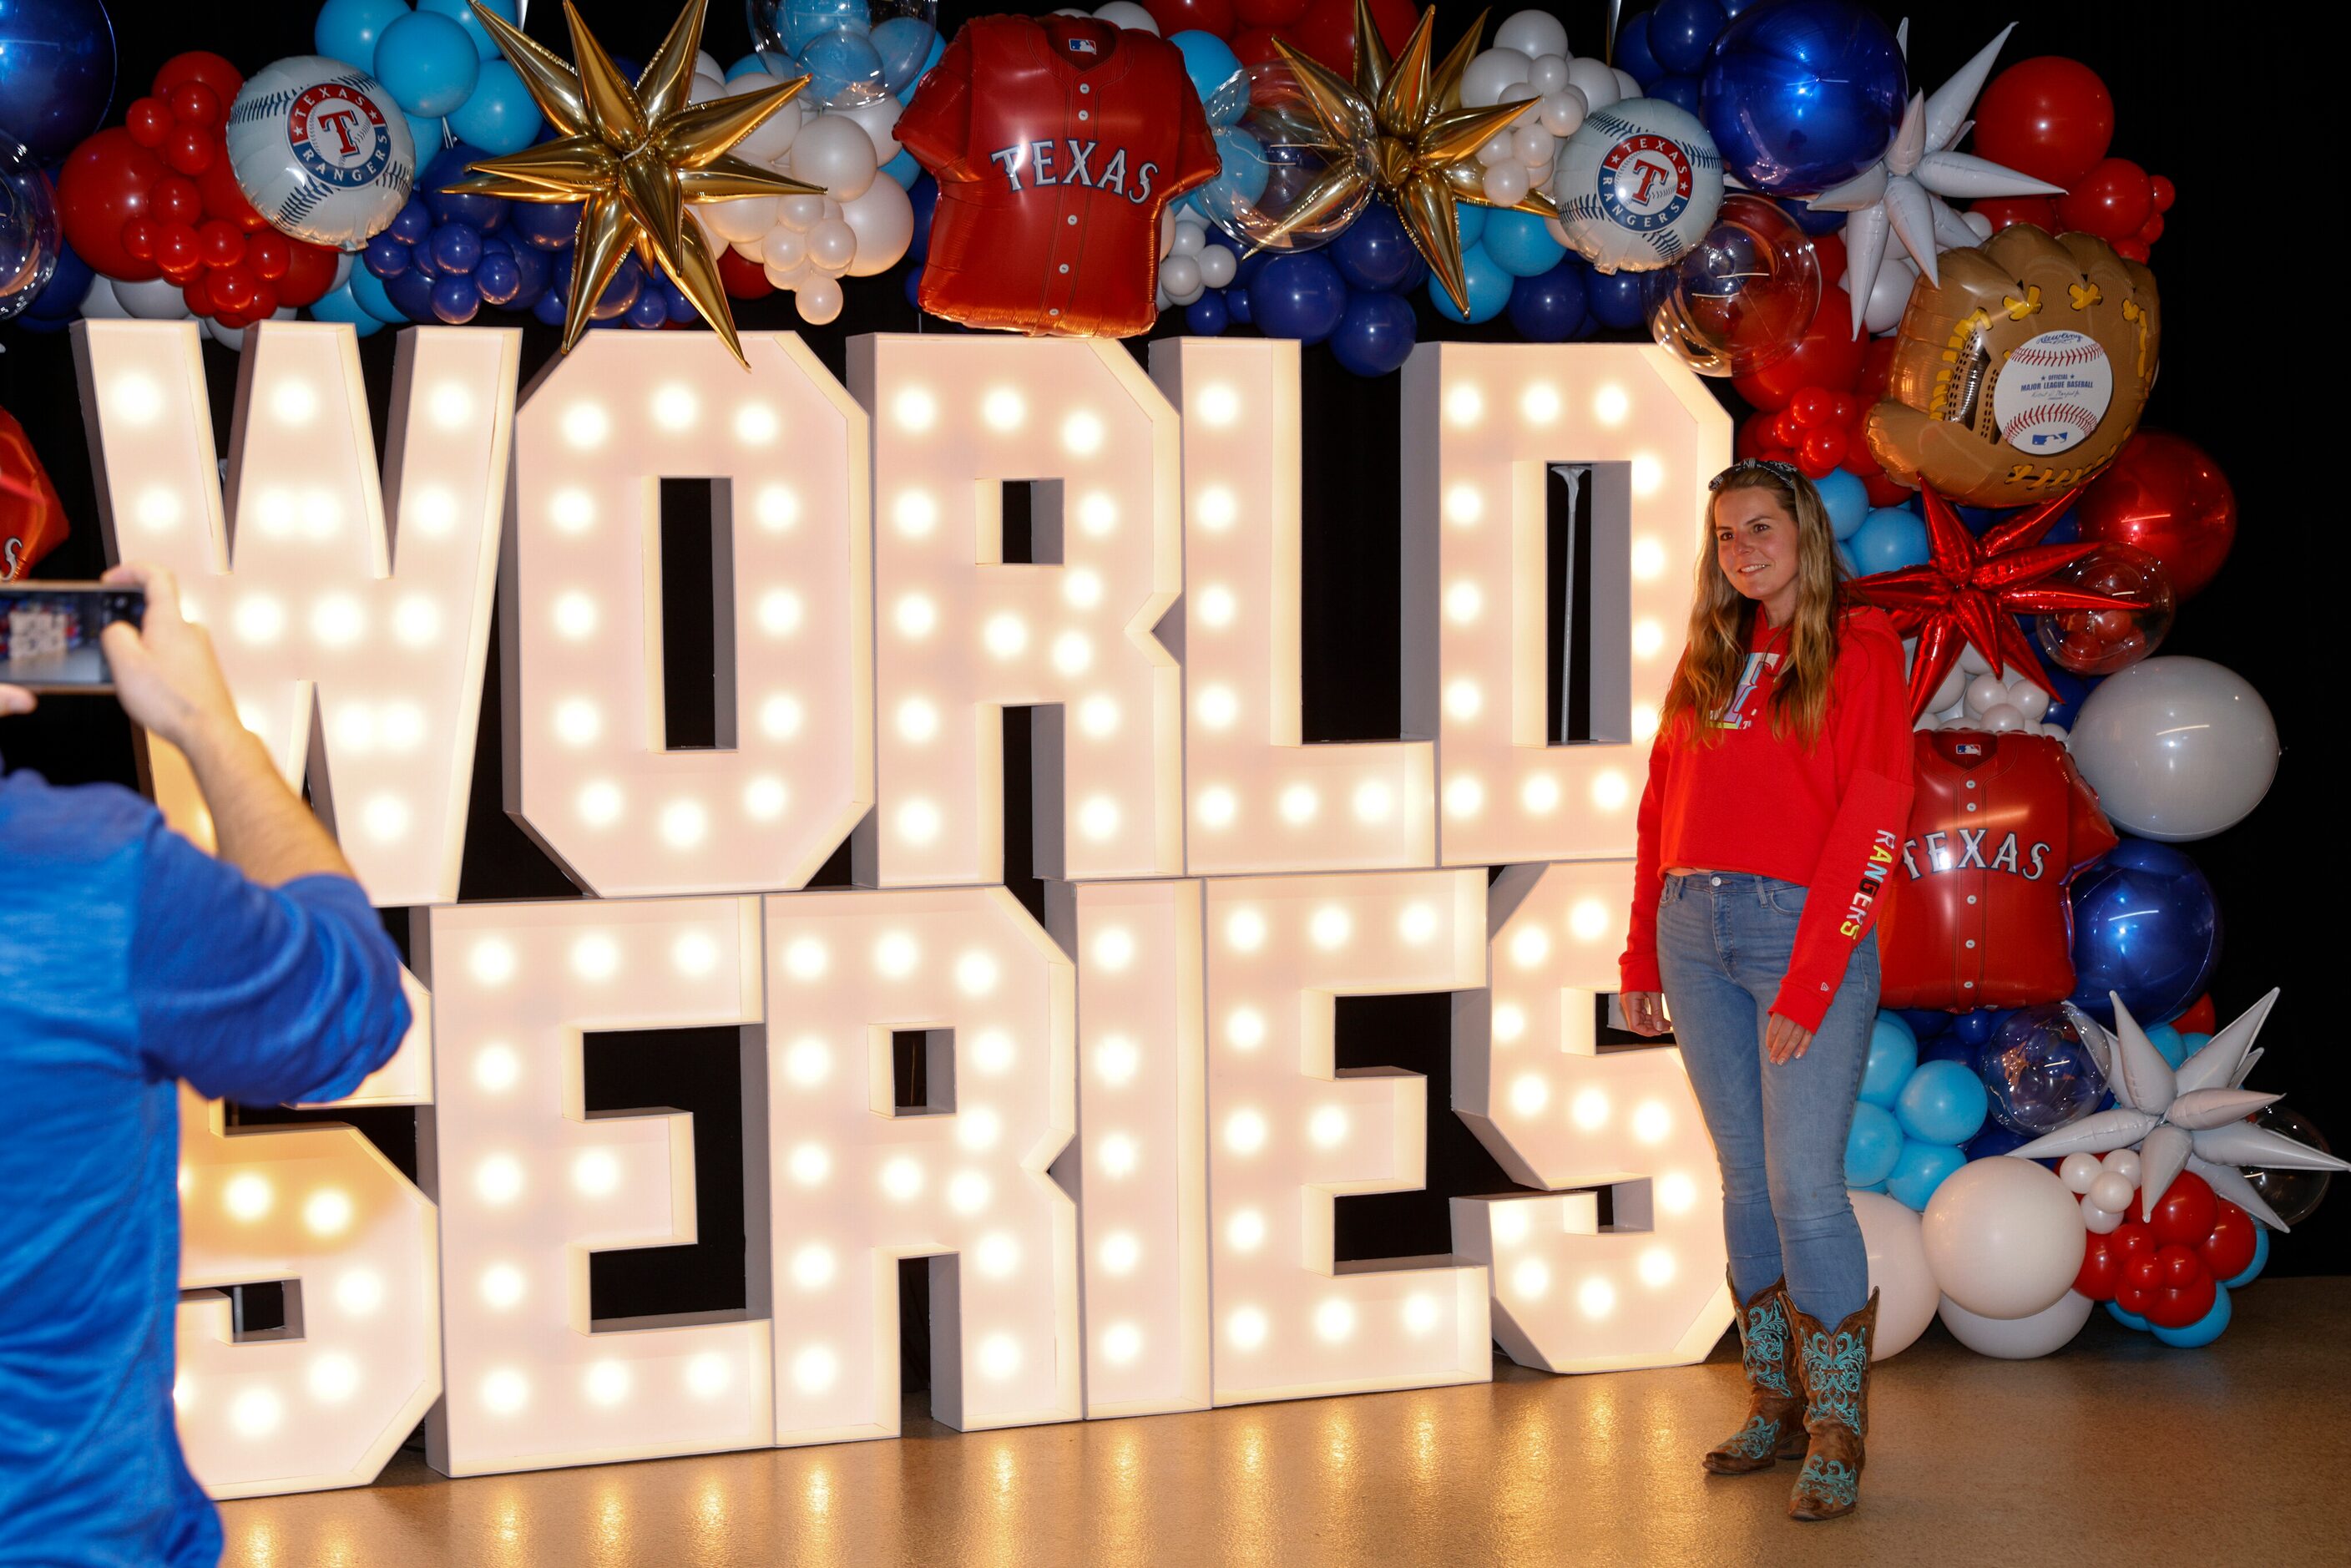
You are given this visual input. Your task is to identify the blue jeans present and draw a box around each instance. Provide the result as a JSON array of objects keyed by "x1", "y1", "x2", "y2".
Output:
[{"x1": 1655, "y1": 872, "x2": 1877, "y2": 1323}]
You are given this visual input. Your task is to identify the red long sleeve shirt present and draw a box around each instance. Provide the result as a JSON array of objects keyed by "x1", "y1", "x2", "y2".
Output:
[{"x1": 1620, "y1": 604, "x2": 1916, "y2": 1033}]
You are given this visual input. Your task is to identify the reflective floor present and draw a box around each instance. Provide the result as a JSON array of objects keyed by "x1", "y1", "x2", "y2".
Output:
[{"x1": 220, "y1": 1277, "x2": 2350, "y2": 1567}]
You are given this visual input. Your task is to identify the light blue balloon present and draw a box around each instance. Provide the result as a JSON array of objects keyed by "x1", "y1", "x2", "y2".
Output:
[
  {"x1": 897, "y1": 31, "x2": 947, "y2": 102},
  {"x1": 728, "y1": 53, "x2": 771, "y2": 81},
  {"x1": 800, "y1": 30, "x2": 886, "y2": 107},
  {"x1": 880, "y1": 146, "x2": 919, "y2": 187},
  {"x1": 347, "y1": 263, "x2": 409, "y2": 326},
  {"x1": 1455, "y1": 201, "x2": 1488, "y2": 249},
  {"x1": 1895, "y1": 1058, "x2": 1987, "y2": 1146},
  {"x1": 375, "y1": 10, "x2": 483, "y2": 118},
  {"x1": 420, "y1": 0, "x2": 519, "y2": 61},
  {"x1": 1196, "y1": 125, "x2": 1270, "y2": 233},
  {"x1": 2223, "y1": 1224, "x2": 2269, "y2": 1290},
  {"x1": 1428, "y1": 243, "x2": 1513, "y2": 324},
  {"x1": 1858, "y1": 1014, "x2": 1917, "y2": 1109},
  {"x1": 1168, "y1": 30, "x2": 1246, "y2": 126},
  {"x1": 448, "y1": 60, "x2": 543, "y2": 155},
  {"x1": 1481, "y1": 210, "x2": 1565, "y2": 278},
  {"x1": 316, "y1": 0, "x2": 412, "y2": 70},
  {"x1": 1816, "y1": 467, "x2": 1868, "y2": 539},
  {"x1": 1886, "y1": 1140, "x2": 1964, "y2": 1211},
  {"x1": 786, "y1": 0, "x2": 870, "y2": 54},
  {"x1": 1843, "y1": 1102, "x2": 1903, "y2": 1187},
  {"x1": 873, "y1": 17, "x2": 938, "y2": 92},
  {"x1": 405, "y1": 112, "x2": 449, "y2": 159},
  {"x1": 309, "y1": 281, "x2": 386, "y2": 336},
  {"x1": 2145, "y1": 1023, "x2": 2187, "y2": 1070},
  {"x1": 1848, "y1": 504, "x2": 1929, "y2": 574},
  {"x1": 2149, "y1": 1282, "x2": 2232, "y2": 1348},
  {"x1": 2106, "y1": 1301, "x2": 2151, "y2": 1331}
]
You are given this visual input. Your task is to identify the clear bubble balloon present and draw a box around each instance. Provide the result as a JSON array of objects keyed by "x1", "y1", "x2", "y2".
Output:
[
  {"x1": 1194, "y1": 59, "x2": 1375, "y2": 255},
  {"x1": 749, "y1": 0, "x2": 939, "y2": 109},
  {"x1": 2243, "y1": 1105, "x2": 2333, "y2": 1229},
  {"x1": 1642, "y1": 194, "x2": 1821, "y2": 377},
  {"x1": 1977, "y1": 1004, "x2": 2109, "y2": 1136},
  {"x1": 2035, "y1": 541, "x2": 2177, "y2": 677},
  {"x1": 0, "y1": 134, "x2": 60, "y2": 324}
]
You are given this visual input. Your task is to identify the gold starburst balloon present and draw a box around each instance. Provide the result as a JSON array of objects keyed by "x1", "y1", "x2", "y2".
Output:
[
  {"x1": 446, "y1": 0, "x2": 822, "y2": 362},
  {"x1": 1268, "y1": 0, "x2": 1560, "y2": 315}
]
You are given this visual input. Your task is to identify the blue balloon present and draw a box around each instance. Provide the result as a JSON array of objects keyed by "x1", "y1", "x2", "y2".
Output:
[
  {"x1": 422, "y1": 146, "x2": 507, "y2": 230},
  {"x1": 1895, "y1": 1008, "x2": 1951, "y2": 1040},
  {"x1": 308, "y1": 281, "x2": 385, "y2": 336},
  {"x1": 1896, "y1": 1059, "x2": 1988, "y2": 1146},
  {"x1": 1250, "y1": 252, "x2": 1348, "y2": 343},
  {"x1": 1199, "y1": 126, "x2": 1271, "y2": 223},
  {"x1": 902, "y1": 32, "x2": 945, "y2": 101},
  {"x1": 1844, "y1": 1101, "x2": 1903, "y2": 1186},
  {"x1": 1225, "y1": 282, "x2": 1253, "y2": 325},
  {"x1": 16, "y1": 238, "x2": 93, "y2": 330},
  {"x1": 1816, "y1": 468, "x2": 1868, "y2": 539},
  {"x1": 781, "y1": 0, "x2": 869, "y2": 53},
  {"x1": 1648, "y1": 73, "x2": 1704, "y2": 116},
  {"x1": 1454, "y1": 202, "x2": 1487, "y2": 250},
  {"x1": 1331, "y1": 203, "x2": 1418, "y2": 293},
  {"x1": 473, "y1": 250, "x2": 521, "y2": 305},
  {"x1": 383, "y1": 265, "x2": 439, "y2": 322},
  {"x1": 430, "y1": 272, "x2": 482, "y2": 324},
  {"x1": 2150, "y1": 1283, "x2": 2232, "y2": 1348},
  {"x1": 0, "y1": 0, "x2": 113, "y2": 164},
  {"x1": 625, "y1": 286, "x2": 669, "y2": 329},
  {"x1": 1651, "y1": 0, "x2": 1728, "y2": 75},
  {"x1": 1700, "y1": 0, "x2": 1907, "y2": 197},
  {"x1": 511, "y1": 200, "x2": 581, "y2": 250},
  {"x1": 1587, "y1": 267, "x2": 1646, "y2": 330},
  {"x1": 1887, "y1": 1141, "x2": 1965, "y2": 1211},
  {"x1": 1858, "y1": 1014, "x2": 1917, "y2": 1109},
  {"x1": 2068, "y1": 841, "x2": 2222, "y2": 1027},
  {"x1": 419, "y1": 0, "x2": 519, "y2": 61},
  {"x1": 1951, "y1": 1009, "x2": 2003, "y2": 1048},
  {"x1": 1615, "y1": 13, "x2": 1665, "y2": 87},
  {"x1": 318, "y1": 0, "x2": 412, "y2": 72},
  {"x1": 902, "y1": 264, "x2": 924, "y2": 309},
  {"x1": 389, "y1": 199, "x2": 434, "y2": 245},
  {"x1": 1919, "y1": 1034, "x2": 1974, "y2": 1066},
  {"x1": 448, "y1": 60, "x2": 544, "y2": 155},
  {"x1": 1480, "y1": 210, "x2": 1566, "y2": 279},
  {"x1": 1777, "y1": 195, "x2": 1850, "y2": 235},
  {"x1": 1507, "y1": 260, "x2": 1589, "y2": 342},
  {"x1": 879, "y1": 147, "x2": 919, "y2": 187},
  {"x1": 532, "y1": 284, "x2": 568, "y2": 326},
  {"x1": 429, "y1": 221, "x2": 482, "y2": 275},
  {"x1": 375, "y1": 9, "x2": 483, "y2": 119},
  {"x1": 2106, "y1": 1302, "x2": 2151, "y2": 1332},
  {"x1": 2224, "y1": 1225, "x2": 2269, "y2": 1290},
  {"x1": 1185, "y1": 289, "x2": 1229, "y2": 335},
  {"x1": 362, "y1": 234, "x2": 409, "y2": 279},
  {"x1": 346, "y1": 259, "x2": 408, "y2": 324},
  {"x1": 1848, "y1": 505, "x2": 1929, "y2": 573},
  {"x1": 589, "y1": 253, "x2": 643, "y2": 320},
  {"x1": 873, "y1": 17, "x2": 939, "y2": 94},
  {"x1": 799, "y1": 30, "x2": 885, "y2": 105},
  {"x1": 410, "y1": 235, "x2": 442, "y2": 278},
  {"x1": 503, "y1": 242, "x2": 549, "y2": 304},
  {"x1": 908, "y1": 175, "x2": 938, "y2": 261},
  {"x1": 1978, "y1": 1004, "x2": 2109, "y2": 1135},
  {"x1": 727, "y1": 53, "x2": 770, "y2": 83},
  {"x1": 1427, "y1": 244, "x2": 1512, "y2": 325},
  {"x1": 2144, "y1": 1022, "x2": 2188, "y2": 1070},
  {"x1": 1168, "y1": 30, "x2": 1246, "y2": 126},
  {"x1": 1963, "y1": 1121, "x2": 2036, "y2": 1161},
  {"x1": 1328, "y1": 290, "x2": 1417, "y2": 377}
]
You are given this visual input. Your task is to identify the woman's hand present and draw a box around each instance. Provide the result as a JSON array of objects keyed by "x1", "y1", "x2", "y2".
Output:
[
  {"x1": 1622, "y1": 992, "x2": 1670, "y2": 1037},
  {"x1": 1765, "y1": 1012, "x2": 1815, "y2": 1065}
]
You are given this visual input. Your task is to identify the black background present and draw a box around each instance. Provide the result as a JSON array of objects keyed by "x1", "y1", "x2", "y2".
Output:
[{"x1": 2, "y1": 0, "x2": 2332, "y2": 1344}]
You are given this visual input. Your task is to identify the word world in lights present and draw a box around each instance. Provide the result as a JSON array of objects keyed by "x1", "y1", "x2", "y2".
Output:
[{"x1": 68, "y1": 320, "x2": 1728, "y2": 1492}]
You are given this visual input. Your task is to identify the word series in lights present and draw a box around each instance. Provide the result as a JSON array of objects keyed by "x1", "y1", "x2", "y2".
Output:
[{"x1": 69, "y1": 320, "x2": 1732, "y2": 1495}]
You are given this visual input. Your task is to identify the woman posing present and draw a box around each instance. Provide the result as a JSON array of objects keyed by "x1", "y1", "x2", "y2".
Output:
[{"x1": 1619, "y1": 459, "x2": 1914, "y2": 1522}]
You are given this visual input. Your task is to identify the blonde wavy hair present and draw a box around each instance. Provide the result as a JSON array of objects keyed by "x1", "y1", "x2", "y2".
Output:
[{"x1": 1658, "y1": 460, "x2": 1850, "y2": 748}]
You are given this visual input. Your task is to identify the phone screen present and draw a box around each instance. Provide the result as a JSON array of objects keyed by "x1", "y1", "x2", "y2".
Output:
[{"x1": 0, "y1": 585, "x2": 146, "y2": 691}]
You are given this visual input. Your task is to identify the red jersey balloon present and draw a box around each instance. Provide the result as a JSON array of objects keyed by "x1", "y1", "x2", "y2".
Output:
[
  {"x1": 1, "y1": 409, "x2": 68, "y2": 582},
  {"x1": 1877, "y1": 730, "x2": 2118, "y2": 1010},
  {"x1": 897, "y1": 15, "x2": 1219, "y2": 337}
]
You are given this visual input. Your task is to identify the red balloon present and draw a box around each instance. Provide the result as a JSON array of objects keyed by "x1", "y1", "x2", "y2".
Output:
[
  {"x1": 1145, "y1": 0, "x2": 1237, "y2": 37},
  {"x1": 2116, "y1": 1252, "x2": 2159, "y2": 1317},
  {"x1": 197, "y1": 156, "x2": 267, "y2": 230},
  {"x1": 276, "y1": 241, "x2": 341, "y2": 307},
  {"x1": 126, "y1": 97, "x2": 172, "y2": 149},
  {"x1": 717, "y1": 245, "x2": 774, "y2": 299},
  {"x1": 120, "y1": 216, "x2": 159, "y2": 263},
  {"x1": 2111, "y1": 236, "x2": 2149, "y2": 264},
  {"x1": 180, "y1": 276, "x2": 216, "y2": 317},
  {"x1": 1862, "y1": 471, "x2": 1911, "y2": 508},
  {"x1": 2072, "y1": 431, "x2": 2237, "y2": 600},
  {"x1": 153, "y1": 52, "x2": 243, "y2": 107},
  {"x1": 1770, "y1": 407, "x2": 1802, "y2": 448},
  {"x1": 2168, "y1": 994, "x2": 2217, "y2": 1034},
  {"x1": 2075, "y1": 1231, "x2": 2123, "y2": 1301},
  {"x1": 248, "y1": 230, "x2": 291, "y2": 281},
  {"x1": 151, "y1": 174, "x2": 203, "y2": 227},
  {"x1": 1972, "y1": 57, "x2": 2114, "y2": 188},
  {"x1": 1277, "y1": 0, "x2": 1416, "y2": 73},
  {"x1": 210, "y1": 264, "x2": 259, "y2": 312},
  {"x1": 1229, "y1": 25, "x2": 1286, "y2": 66},
  {"x1": 1732, "y1": 288, "x2": 1865, "y2": 409},
  {"x1": 2145, "y1": 1251, "x2": 2216, "y2": 1330},
  {"x1": 2138, "y1": 214, "x2": 2164, "y2": 245},
  {"x1": 1811, "y1": 231, "x2": 1845, "y2": 286},
  {"x1": 1736, "y1": 411, "x2": 1772, "y2": 460},
  {"x1": 2149, "y1": 175, "x2": 2176, "y2": 214},
  {"x1": 2055, "y1": 157, "x2": 2152, "y2": 242},
  {"x1": 1969, "y1": 196, "x2": 2056, "y2": 235},
  {"x1": 247, "y1": 281, "x2": 280, "y2": 321},
  {"x1": 2150, "y1": 1171, "x2": 2218, "y2": 1248},
  {"x1": 198, "y1": 219, "x2": 246, "y2": 269},
  {"x1": 2198, "y1": 1201, "x2": 2257, "y2": 1282},
  {"x1": 1799, "y1": 425, "x2": 1848, "y2": 473},
  {"x1": 164, "y1": 125, "x2": 218, "y2": 177},
  {"x1": 169, "y1": 83, "x2": 223, "y2": 129},
  {"x1": 56, "y1": 129, "x2": 169, "y2": 281},
  {"x1": 1789, "y1": 386, "x2": 1837, "y2": 428},
  {"x1": 1233, "y1": 0, "x2": 1312, "y2": 24}
]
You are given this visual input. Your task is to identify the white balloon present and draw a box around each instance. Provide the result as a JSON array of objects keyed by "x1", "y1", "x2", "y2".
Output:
[
  {"x1": 1914, "y1": 711, "x2": 1942, "y2": 731},
  {"x1": 113, "y1": 276, "x2": 195, "y2": 320},
  {"x1": 688, "y1": 74, "x2": 725, "y2": 107},
  {"x1": 1476, "y1": 132, "x2": 1515, "y2": 168},
  {"x1": 1494, "y1": 9, "x2": 1569, "y2": 61},
  {"x1": 1481, "y1": 160, "x2": 1530, "y2": 205},
  {"x1": 2009, "y1": 680, "x2": 2051, "y2": 721},
  {"x1": 1979, "y1": 702, "x2": 2025, "y2": 732},
  {"x1": 2059, "y1": 1151, "x2": 2105, "y2": 1195},
  {"x1": 1160, "y1": 254, "x2": 1201, "y2": 298},
  {"x1": 791, "y1": 114, "x2": 878, "y2": 202},
  {"x1": 1920, "y1": 1156, "x2": 2087, "y2": 1321},
  {"x1": 1538, "y1": 89, "x2": 1587, "y2": 137},
  {"x1": 1957, "y1": 639, "x2": 1993, "y2": 675},
  {"x1": 839, "y1": 94, "x2": 904, "y2": 165},
  {"x1": 2040, "y1": 721, "x2": 2072, "y2": 742},
  {"x1": 2081, "y1": 1201, "x2": 2124, "y2": 1235},
  {"x1": 1159, "y1": 202, "x2": 1177, "y2": 258},
  {"x1": 1853, "y1": 1191, "x2": 1939, "y2": 1361},
  {"x1": 2068, "y1": 657, "x2": 2280, "y2": 841},
  {"x1": 1853, "y1": 252, "x2": 1916, "y2": 335},
  {"x1": 205, "y1": 306, "x2": 295, "y2": 352},
  {"x1": 806, "y1": 218, "x2": 858, "y2": 272},
  {"x1": 1196, "y1": 244, "x2": 1236, "y2": 288},
  {"x1": 2086, "y1": 1171, "x2": 2135, "y2": 1212},
  {"x1": 731, "y1": 70, "x2": 805, "y2": 165},
  {"x1": 2102, "y1": 1148, "x2": 2143, "y2": 1185},
  {"x1": 695, "y1": 49, "x2": 724, "y2": 80},
  {"x1": 75, "y1": 277, "x2": 128, "y2": 320},
  {"x1": 840, "y1": 176, "x2": 914, "y2": 276},
  {"x1": 796, "y1": 274, "x2": 844, "y2": 326},
  {"x1": 1460, "y1": 47, "x2": 1534, "y2": 109},
  {"x1": 1171, "y1": 219, "x2": 1206, "y2": 256},
  {"x1": 763, "y1": 227, "x2": 809, "y2": 275},
  {"x1": 1964, "y1": 210, "x2": 1995, "y2": 239},
  {"x1": 1965, "y1": 673, "x2": 2008, "y2": 715},
  {"x1": 776, "y1": 194, "x2": 827, "y2": 231},
  {"x1": 1613, "y1": 67, "x2": 1643, "y2": 101},
  {"x1": 703, "y1": 195, "x2": 782, "y2": 244},
  {"x1": 1938, "y1": 1290, "x2": 2095, "y2": 1359},
  {"x1": 1564, "y1": 58, "x2": 1619, "y2": 110},
  {"x1": 1527, "y1": 53, "x2": 1572, "y2": 95},
  {"x1": 1093, "y1": 0, "x2": 1160, "y2": 33},
  {"x1": 1513, "y1": 124, "x2": 1556, "y2": 167}
]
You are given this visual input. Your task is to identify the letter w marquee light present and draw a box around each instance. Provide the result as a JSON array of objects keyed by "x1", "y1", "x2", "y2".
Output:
[{"x1": 59, "y1": 320, "x2": 1748, "y2": 1495}]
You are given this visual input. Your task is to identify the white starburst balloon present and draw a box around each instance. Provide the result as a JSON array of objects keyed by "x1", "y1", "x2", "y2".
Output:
[
  {"x1": 1804, "y1": 24, "x2": 2066, "y2": 337},
  {"x1": 2014, "y1": 989, "x2": 2350, "y2": 1230}
]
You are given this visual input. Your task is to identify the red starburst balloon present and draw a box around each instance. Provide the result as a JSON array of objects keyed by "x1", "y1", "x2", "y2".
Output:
[{"x1": 1849, "y1": 487, "x2": 2139, "y2": 719}]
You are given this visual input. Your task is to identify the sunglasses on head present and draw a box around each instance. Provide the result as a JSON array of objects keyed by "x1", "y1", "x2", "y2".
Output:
[{"x1": 1708, "y1": 458, "x2": 1801, "y2": 492}]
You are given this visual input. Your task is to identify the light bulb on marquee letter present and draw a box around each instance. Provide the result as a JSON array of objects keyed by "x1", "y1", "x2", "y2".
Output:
[
  {"x1": 764, "y1": 887, "x2": 1079, "y2": 1442},
  {"x1": 505, "y1": 333, "x2": 872, "y2": 896},
  {"x1": 852, "y1": 336, "x2": 1183, "y2": 887},
  {"x1": 174, "y1": 1080, "x2": 439, "y2": 1498},
  {"x1": 73, "y1": 320, "x2": 518, "y2": 906},
  {"x1": 1205, "y1": 871, "x2": 1492, "y2": 1404},
  {"x1": 424, "y1": 898, "x2": 773, "y2": 1476},
  {"x1": 1451, "y1": 862, "x2": 1732, "y2": 1372},
  {"x1": 1148, "y1": 340, "x2": 1435, "y2": 874},
  {"x1": 1399, "y1": 344, "x2": 1725, "y2": 867}
]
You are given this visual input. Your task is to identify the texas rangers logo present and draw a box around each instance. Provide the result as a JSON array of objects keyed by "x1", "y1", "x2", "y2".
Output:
[
  {"x1": 1708, "y1": 650, "x2": 1778, "y2": 728},
  {"x1": 288, "y1": 81, "x2": 393, "y2": 189},
  {"x1": 1597, "y1": 132, "x2": 1694, "y2": 233}
]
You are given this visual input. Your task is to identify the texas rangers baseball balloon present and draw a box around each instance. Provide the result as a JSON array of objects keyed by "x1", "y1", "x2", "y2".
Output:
[
  {"x1": 1550, "y1": 98, "x2": 1723, "y2": 273},
  {"x1": 227, "y1": 56, "x2": 417, "y2": 250}
]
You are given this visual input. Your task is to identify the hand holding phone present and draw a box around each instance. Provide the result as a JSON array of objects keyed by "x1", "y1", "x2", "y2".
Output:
[
  {"x1": 0, "y1": 581, "x2": 144, "y2": 697},
  {"x1": 94, "y1": 564, "x2": 247, "y2": 756}
]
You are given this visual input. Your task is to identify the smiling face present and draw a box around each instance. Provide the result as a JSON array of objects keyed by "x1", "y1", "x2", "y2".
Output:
[{"x1": 1712, "y1": 485, "x2": 1802, "y2": 624}]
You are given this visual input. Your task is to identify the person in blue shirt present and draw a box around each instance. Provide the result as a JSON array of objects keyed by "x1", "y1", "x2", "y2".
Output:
[{"x1": 1, "y1": 563, "x2": 410, "y2": 1567}]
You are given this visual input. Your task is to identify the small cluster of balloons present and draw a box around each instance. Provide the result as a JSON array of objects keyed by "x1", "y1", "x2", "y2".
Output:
[
  {"x1": 2068, "y1": 1164, "x2": 2263, "y2": 1347},
  {"x1": 314, "y1": 0, "x2": 546, "y2": 160}
]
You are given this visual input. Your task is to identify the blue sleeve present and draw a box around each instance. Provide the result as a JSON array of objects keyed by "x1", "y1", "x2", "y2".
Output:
[{"x1": 129, "y1": 822, "x2": 410, "y2": 1106}]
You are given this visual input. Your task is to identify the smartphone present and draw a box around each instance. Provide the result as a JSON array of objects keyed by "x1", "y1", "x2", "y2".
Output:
[{"x1": 0, "y1": 583, "x2": 145, "y2": 692}]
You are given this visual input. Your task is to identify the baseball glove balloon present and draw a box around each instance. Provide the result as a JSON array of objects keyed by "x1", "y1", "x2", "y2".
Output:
[{"x1": 1866, "y1": 225, "x2": 2158, "y2": 508}]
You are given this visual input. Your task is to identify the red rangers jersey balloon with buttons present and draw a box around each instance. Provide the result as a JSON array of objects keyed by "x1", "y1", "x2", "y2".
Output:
[
  {"x1": 1877, "y1": 730, "x2": 2118, "y2": 1011},
  {"x1": 897, "y1": 14, "x2": 1219, "y2": 337}
]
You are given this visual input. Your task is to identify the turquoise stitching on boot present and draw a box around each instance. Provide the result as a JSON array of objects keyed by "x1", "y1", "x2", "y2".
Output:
[
  {"x1": 1797, "y1": 1456, "x2": 1860, "y2": 1508},
  {"x1": 1723, "y1": 1413, "x2": 1781, "y2": 1460},
  {"x1": 1742, "y1": 1297, "x2": 1792, "y2": 1397},
  {"x1": 1799, "y1": 1327, "x2": 1868, "y2": 1435}
]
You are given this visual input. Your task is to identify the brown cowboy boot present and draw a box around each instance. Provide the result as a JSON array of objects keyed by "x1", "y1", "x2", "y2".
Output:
[
  {"x1": 1701, "y1": 1277, "x2": 1808, "y2": 1474},
  {"x1": 1787, "y1": 1289, "x2": 1879, "y2": 1521}
]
